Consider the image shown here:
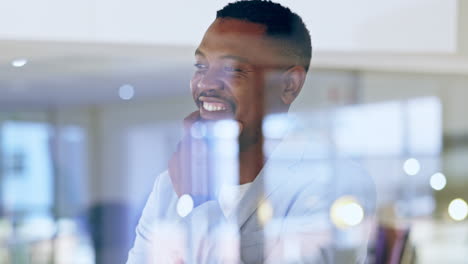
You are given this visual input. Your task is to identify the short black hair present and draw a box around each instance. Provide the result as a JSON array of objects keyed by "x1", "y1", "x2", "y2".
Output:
[{"x1": 217, "y1": 0, "x2": 312, "y2": 72}]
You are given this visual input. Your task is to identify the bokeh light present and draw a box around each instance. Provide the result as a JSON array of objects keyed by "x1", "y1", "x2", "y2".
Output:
[
  {"x1": 257, "y1": 200, "x2": 273, "y2": 226},
  {"x1": 448, "y1": 198, "x2": 468, "y2": 221},
  {"x1": 403, "y1": 158, "x2": 421, "y2": 176},
  {"x1": 11, "y1": 58, "x2": 28, "y2": 67},
  {"x1": 330, "y1": 196, "x2": 364, "y2": 228},
  {"x1": 118, "y1": 84, "x2": 135, "y2": 100},
  {"x1": 430, "y1": 172, "x2": 447, "y2": 191},
  {"x1": 176, "y1": 194, "x2": 194, "y2": 218}
]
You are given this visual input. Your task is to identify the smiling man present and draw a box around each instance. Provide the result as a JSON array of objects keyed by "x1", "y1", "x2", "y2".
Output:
[{"x1": 127, "y1": 1, "x2": 375, "y2": 263}]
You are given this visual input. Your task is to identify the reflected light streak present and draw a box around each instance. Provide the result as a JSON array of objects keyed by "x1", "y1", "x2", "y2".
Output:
[
  {"x1": 190, "y1": 121, "x2": 207, "y2": 139},
  {"x1": 151, "y1": 222, "x2": 186, "y2": 262},
  {"x1": 216, "y1": 224, "x2": 240, "y2": 263},
  {"x1": 330, "y1": 196, "x2": 364, "y2": 228},
  {"x1": 448, "y1": 198, "x2": 468, "y2": 221},
  {"x1": 213, "y1": 120, "x2": 240, "y2": 139},
  {"x1": 283, "y1": 237, "x2": 301, "y2": 263},
  {"x1": 262, "y1": 114, "x2": 290, "y2": 139}
]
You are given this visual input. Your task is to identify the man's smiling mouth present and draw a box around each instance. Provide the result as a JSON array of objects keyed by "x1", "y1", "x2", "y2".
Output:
[
  {"x1": 198, "y1": 96, "x2": 235, "y2": 118},
  {"x1": 202, "y1": 102, "x2": 227, "y2": 112}
]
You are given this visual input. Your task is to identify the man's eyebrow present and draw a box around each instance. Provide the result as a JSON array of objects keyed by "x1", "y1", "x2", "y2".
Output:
[
  {"x1": 220, "y1": 55, "x2": 250, "y2": 63},
  {"x1": 195, "y1": 49, "x2": 249, "y2": 63}
]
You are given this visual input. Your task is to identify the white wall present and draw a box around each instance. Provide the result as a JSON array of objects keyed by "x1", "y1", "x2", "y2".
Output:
[
  {"x1": 0, "y1": 0, "x2": 459, "y2": 53},
  {"x1": 284, "y1": 0, "x2": 458, "y2": 53}
]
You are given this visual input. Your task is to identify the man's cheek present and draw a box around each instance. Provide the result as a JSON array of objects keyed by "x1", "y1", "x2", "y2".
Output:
[
  {"x1": 189, "y1": 79, "x2": 196, "y2": 93},
  {"x1": 190, "y1": 73, "x2": 203, "y2": 90},
  {"x1": 189, "y1": 79, "x2": 199, "y2": 103}
]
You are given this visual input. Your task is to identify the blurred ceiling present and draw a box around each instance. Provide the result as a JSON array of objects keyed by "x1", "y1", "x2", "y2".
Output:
[{"x1": 0, "y1": 41, "x2": 195, "y2": 109}]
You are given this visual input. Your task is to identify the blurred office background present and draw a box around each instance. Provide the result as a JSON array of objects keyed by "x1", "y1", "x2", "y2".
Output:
[{"x1": 1, "y1": 0, "x2": 467, "y2": 263}]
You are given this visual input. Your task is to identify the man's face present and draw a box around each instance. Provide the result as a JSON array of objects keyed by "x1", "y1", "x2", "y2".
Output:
[{"x1": 190, "y1": 18, "x2": 288, "y2": 139}]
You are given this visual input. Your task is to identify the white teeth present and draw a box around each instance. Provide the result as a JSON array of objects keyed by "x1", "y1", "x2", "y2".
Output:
[{"x1": 203, "y1": 102, "x2": 227, "y2": 112}]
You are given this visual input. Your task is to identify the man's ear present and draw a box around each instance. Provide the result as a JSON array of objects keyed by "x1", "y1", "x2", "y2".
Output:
[{"x1": 280, "y1": 66, "x2": 306, "y2": 105}]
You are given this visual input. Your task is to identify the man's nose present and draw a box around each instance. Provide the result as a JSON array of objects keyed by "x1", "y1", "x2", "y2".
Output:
[{"x1": 197, "y1": 71, "x2": 224, "y2": 92}]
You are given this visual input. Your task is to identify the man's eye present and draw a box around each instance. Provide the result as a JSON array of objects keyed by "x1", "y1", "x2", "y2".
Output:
[
  {"x1": 194, "y1": 63, "x2": 208, "y2": 70},
  {"x1": 223, "y1": 66, "x2": 243, "y2": 73}
]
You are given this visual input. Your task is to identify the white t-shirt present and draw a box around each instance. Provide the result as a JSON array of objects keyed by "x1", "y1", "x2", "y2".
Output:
[{"x1": 218, "y1": 182, "x2": 253, "y2": 218}]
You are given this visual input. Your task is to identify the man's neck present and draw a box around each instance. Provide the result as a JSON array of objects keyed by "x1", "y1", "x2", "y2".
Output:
[
  {"x1": 237, "y1": 137, "x2": 283, "y2": 184},
  {"x1": 237, "y1": 113, "x2": 290, "y2": 184},
  {"x1": 238, "y1": 139, "x2": 264, "y2": 184}
]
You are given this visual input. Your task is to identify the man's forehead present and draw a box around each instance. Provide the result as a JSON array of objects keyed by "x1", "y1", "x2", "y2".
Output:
[
  {"x1": 207, "y1": 18, "x2": 267, "y2": 36},
  {"x1": 199, "y1": 18, "x2": 271, "y2": 51},
  {"x1": 196, "y1": 18, "x2": 284, "y2": 65}
]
